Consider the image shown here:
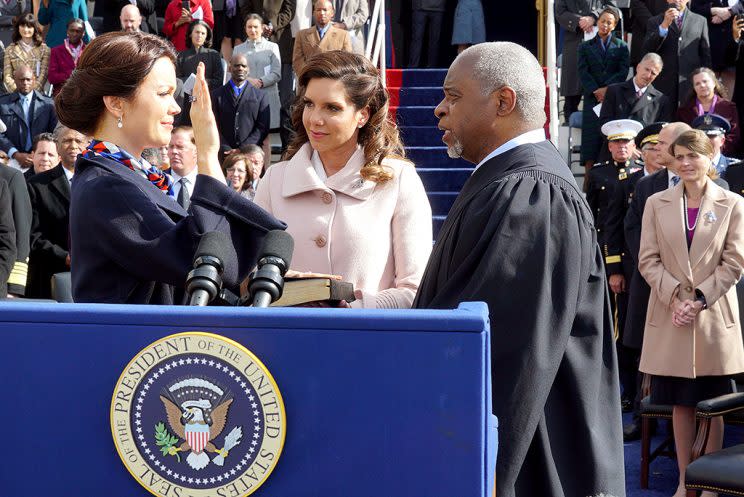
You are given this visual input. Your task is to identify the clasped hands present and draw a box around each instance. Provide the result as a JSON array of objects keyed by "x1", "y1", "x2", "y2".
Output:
[{"x1": 672, "y1": 297, "x2": 703, "y2": 328}]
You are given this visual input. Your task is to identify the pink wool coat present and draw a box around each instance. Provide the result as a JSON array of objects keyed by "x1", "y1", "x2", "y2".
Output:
[{"x1": 255, "y1": 143, "x2": 432, "y2": 309}]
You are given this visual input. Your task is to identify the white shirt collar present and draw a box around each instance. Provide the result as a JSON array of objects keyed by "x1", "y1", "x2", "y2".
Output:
[
  {"x1": 474, "y1": 129, "x2": 546, "y2": 172},
  {"x1": 62, "y1": 165, "x2": 74, "y2": 183},
  {"x1": 171, "y1": 167, "x2": 199, "y2": 186},
  {"x1": 311, "y1": 150, "x2": 328, "y2": 182},
  {"x1": 633, "y1": 80, "x2": 647, "y2": 95},
  {"x1": 712, "y1": 152, "x2": 722, "y2": 165}
]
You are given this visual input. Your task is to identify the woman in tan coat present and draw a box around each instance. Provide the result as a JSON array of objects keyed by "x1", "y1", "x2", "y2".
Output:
[
  {"x1": 639, "y1": 129, "x2": 744, "y2": 497},
  {"x1": 3, "y1": 13, "x2": 50, "y2": 93}
]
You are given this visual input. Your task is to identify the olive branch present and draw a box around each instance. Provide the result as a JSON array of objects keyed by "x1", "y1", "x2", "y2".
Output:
[{"x1": 155, "y1": 422, "x2": 182, "y2": 462}]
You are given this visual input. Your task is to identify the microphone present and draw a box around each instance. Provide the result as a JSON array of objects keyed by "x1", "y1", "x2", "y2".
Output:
[
  {"x1": 248, "y1": 230, "x2": 294, "y2": 307},
  {"x1": 186, "y1": 231, "x2": 231, "y2": 306}
]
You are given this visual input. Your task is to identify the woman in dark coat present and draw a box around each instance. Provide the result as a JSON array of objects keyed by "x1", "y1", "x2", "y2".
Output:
[
  {"x1": 176, "y1": 20, "x2": 224, "y2": 126},
  {"x1": 577, "y1": 7, "x2": 630, "y2": 170},
  {"x1": 55, "y1": 31, "x2": 283, "y2": 304},
  {"x1": 677, "y1": 66, "x2": 741, "y2": 157}
]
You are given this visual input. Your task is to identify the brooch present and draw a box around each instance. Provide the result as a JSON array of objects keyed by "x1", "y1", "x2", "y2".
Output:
[
  {"x1": 704, "y1": 211, "x2": 717, "y2": 224},
  {"x1": 351, "y1": 178, "x2": 365, "y2": 189}
]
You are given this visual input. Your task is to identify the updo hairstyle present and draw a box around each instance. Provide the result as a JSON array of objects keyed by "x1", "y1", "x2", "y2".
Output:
[{"x1": 55, "y1": 31, "x2": 177, "y2": 136}]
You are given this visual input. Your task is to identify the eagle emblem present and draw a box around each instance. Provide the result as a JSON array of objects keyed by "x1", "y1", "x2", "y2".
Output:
[{"x1": 159, "y1": 378, "x2": 243, "y2": 470}]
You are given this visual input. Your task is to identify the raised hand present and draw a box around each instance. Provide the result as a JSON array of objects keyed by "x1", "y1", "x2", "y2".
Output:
[{"x1": 190, "y1": 62, "x2": 224, "y2": 182}]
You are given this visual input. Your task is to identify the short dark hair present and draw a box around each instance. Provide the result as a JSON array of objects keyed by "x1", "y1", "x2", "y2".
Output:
[
  {"x1": 185, "y1": 20, "x2": 212, "y2": 49},
  {"x1": 32, "y1": 132, "x2": 56, "y2": 152},
  {"x1": 55, "y1": 32, "x2": 177, "y2": 136},
  {"x1": 12, "y1": 13, "x2": 43, "y2": 46}
]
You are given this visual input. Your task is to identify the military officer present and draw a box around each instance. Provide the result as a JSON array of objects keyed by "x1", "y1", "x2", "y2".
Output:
[
  {"x1": 692, "y1": 113, "x2": 744, "y2": 196},
  {"x1": 603, "y1": 121, "x2": 666, "y2": 419},
  {"x1": 586, "y1": 119, "x2": 644, "y2": 246}
]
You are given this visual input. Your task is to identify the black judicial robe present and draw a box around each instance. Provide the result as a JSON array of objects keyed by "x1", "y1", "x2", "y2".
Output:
[{"x1": 413, "y1": 140, "x2": 625, "y2": 497}]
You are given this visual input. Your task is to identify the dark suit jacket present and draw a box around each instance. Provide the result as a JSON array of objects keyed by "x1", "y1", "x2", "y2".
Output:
[
  {"x1": 212, "y1": 82, "x2": 270, "y2": 153},
  {"x1": 98, "y1": 0, "x2": 158, "y2": 34},
  {"x1": 629, "y1": 0, "x2": 668, "y2": 65},
  {"x1": 0, "y1": 91, "x2": 58, "y2": 155},
  {"x1": 0, "y1": 165, "x2": 31, "y2": 295},
  {"x1": 26, "y1": 164, "x2": 70, "y2": 299},
  {"x1": 69, "y1": 153, "x2": 285, "y2": 304},
  {"x1": 242, "y1": 0, "x2": 297, "y2": 61},
  {"x1": 642, "y1": 9, "x2": 711, "y2": 108},
  {"x1": 600, "y1": 79, "x2": 673, "y2": 127}
]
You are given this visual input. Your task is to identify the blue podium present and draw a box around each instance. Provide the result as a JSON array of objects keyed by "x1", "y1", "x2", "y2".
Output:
[{"x1": 0, "y1": 301, "x2": 496, "y2": 497}]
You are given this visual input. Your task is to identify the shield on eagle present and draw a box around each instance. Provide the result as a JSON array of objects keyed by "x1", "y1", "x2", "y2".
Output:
[{"x1": 185, "y1": 423, "x2": 210, "y2": 454}]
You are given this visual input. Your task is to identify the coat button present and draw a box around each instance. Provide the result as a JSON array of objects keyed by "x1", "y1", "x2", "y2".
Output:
[
  {"x1": 315, "y1": 235, "x2": 327, "y2": 247},
  {"x1": 321, "y1": 192, "x2": 332, "y2": 204},
  {"x1": 685, "y1": 285, "x2": 693, "y2": 293}
]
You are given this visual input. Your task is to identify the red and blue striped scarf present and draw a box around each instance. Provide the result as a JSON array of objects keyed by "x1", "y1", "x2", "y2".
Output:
[{"x1": 84, "y1": 140, "x2": 173, "y2": 196}]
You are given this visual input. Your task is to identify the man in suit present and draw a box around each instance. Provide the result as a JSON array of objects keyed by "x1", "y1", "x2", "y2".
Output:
[
  {"x1": 331, "y1": 0, "x2": 369, "y2": 54},
  {"x1": 166, "y1": 126, "x2": 198, "y2": 211},
  {"x1": 0, "y1": 66, "x2": 58, "y2": 171},
  {"x1": 242, "y1": 0, "x2": 296, "y2": 151},
  {"x1": 293, "y1": 0, "x2": 353, "y2": 77},
  {"x1": 629, "y1": 0, "x2": 668, "y2": 65},
  {"x1": 642, "y1": 0, "x2": 711, "y2": 110},
  {"x1": 26, "y1": 125, "x2": 87, "y2": 299},
  {"x1": 413, "y1": 42, "x2": 624, "y2": 497},
  {"x1": 97, "y1": 0, "x2": 158, "y2": 34},
  {"x1": 212, "y1": 54, "x2": 270, "y2": 159},
  {"x1": 600, "y1": 52, "x2": 674, "y2": 127},
  {"x1": 0, "y1": 160, "x2": 30, "y2": 297},
  {"x1": 693, "y1": 113, "x2": 744, "y2": 196}
]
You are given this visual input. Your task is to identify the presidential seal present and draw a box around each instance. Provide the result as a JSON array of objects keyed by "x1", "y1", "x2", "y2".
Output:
[{"x1": 111, "y1": 332, "x2": 285, "y2": 497}]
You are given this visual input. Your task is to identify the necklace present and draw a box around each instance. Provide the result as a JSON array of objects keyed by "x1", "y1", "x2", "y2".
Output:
[{"x1": 683, "y1": 192, "x2": 701, "y2": 231}]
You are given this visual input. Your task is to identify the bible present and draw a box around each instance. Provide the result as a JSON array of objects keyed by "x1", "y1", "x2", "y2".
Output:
[{"x1": 270, "y1": 278, "x2": 356, "y2": 307}]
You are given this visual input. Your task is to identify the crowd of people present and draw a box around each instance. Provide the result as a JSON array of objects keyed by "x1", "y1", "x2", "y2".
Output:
[
  {"x1": 561, "y1": 1, "x2": 744, "y2": 496},
  {"x1": 0, "y1": 2, "x2": 740, "y2": 496}
]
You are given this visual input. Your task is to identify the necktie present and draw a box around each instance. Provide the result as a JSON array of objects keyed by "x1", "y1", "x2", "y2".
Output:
[
  {"x1": 21, "y1": 95, "x2": 31, "y2": 150},
  {"x1": 672, "y1": 176, "x2": 680, "y2": 187},
  {"x1": 177, "y1": 178, "x2": 190, "y2": 209},
  {"x1": 636, "y1": 89, "x2": 643, "y2": 100},
  {"x1": 676, "y1": 16, "x2": 682, "y2": 30}
]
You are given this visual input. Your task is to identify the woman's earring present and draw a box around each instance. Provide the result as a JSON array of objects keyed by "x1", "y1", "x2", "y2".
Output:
[{"x1": 117, "y1": 116, "x2": 123, "y2": 129}]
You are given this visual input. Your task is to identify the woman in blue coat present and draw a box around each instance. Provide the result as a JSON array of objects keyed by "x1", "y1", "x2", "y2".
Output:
[
  {"x1": 577, "y1": 7, "x2": 629, "y2": 172},
  {"x1": 55, "y1": 31, "x2": 284, "y2": 304},
  {"x1": 38, "y1": 0, "x2": 89, "y2": 48}
]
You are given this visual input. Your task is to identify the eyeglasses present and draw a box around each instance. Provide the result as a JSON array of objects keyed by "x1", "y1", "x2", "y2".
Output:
[{"x1": 227, "y1": 168, "x2": 246, "y2": 174}]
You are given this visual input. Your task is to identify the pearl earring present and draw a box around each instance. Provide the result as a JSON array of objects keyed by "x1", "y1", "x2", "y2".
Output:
[{"x1": 117, "y1": 116, "x2": 123, "y2": 129}]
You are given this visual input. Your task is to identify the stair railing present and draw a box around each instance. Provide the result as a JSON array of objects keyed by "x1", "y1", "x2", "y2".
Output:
[{"x1": 365, "y1": 0, "x2": 387, "y2": 87}]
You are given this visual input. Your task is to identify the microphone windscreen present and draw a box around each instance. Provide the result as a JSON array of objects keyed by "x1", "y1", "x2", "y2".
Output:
[
  {"x1": 260, "y1": 230, "x2": 294, "y2": 268},
  {"x1": 195, "y1": 231, "x2": 233, "y2": 267}
]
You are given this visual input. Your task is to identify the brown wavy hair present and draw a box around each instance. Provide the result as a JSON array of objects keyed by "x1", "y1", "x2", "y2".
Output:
[
  {"x1": 285, "y1": 50, "x2": 406, "y2": 183},
  {"x1": 670, "y1": 129, "x2": 719, "y2": 180},
  {"x1": 55, "y1": 32, "x2": 176, "y2": 136},
  {"x1": 685, "y1": 67, "x2": 728, "y2": 105}
]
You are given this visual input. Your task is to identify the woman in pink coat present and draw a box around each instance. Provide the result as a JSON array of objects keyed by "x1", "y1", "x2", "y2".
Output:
[
  {"x1": 639, "y1": 129, "x2": 744, "y2": 497},
  {"x1": 255, "y1": 51, "x2": 432, "y2": 309}
]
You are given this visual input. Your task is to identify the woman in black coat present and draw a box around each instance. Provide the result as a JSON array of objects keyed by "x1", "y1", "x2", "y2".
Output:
[
  {"x1": 55, "y1": 31, "x2": 283, "y2": 304},
  {"x1": 176, "y1": 20, "x2": 224, "y2": 126}
]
